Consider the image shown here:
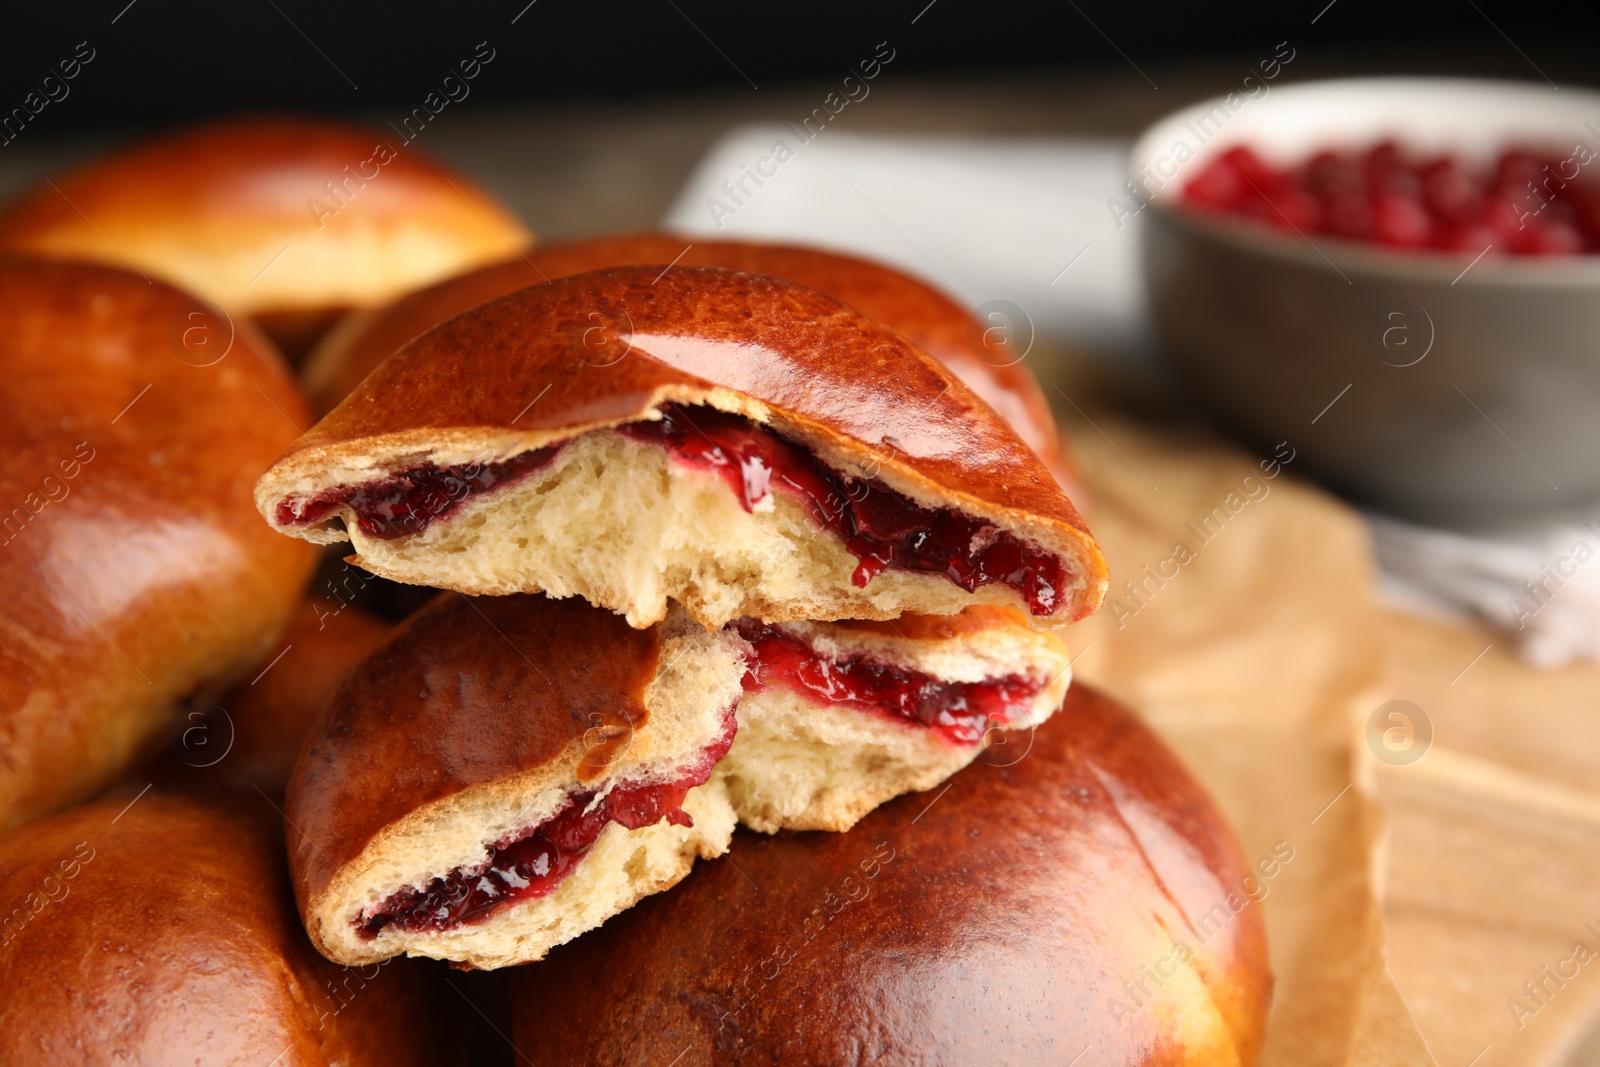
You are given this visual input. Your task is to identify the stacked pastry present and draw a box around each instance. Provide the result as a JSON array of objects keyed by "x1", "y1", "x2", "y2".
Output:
[
  {"x1": 0, "y1": 117, "x2": 1270, "y2": 1066},
  {"x1": 256, "y1": 259, "x2": 1107, "y2": 969},
  {"x1": 258, "y1": 238, "x2": 1270, "y2": 1062}
]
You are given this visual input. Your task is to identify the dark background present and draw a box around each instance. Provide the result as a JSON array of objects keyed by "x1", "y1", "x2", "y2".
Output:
[{"x1": 1, "y1": 0, "x2": 1597, "y2": 136}]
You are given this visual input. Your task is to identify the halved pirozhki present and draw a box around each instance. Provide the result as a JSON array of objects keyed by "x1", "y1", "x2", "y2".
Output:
[
  {"x1": 285, "y1": 593, "x2": 1071, "y2": 969},
  {"x1": 256, "y1": 267, "x2": 1107, "y2": 630},
  {"x1": 285, "y1": 592, "x2": 745, "y2": 970}
]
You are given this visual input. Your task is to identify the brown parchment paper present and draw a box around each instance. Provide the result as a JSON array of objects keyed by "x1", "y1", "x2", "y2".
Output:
[{"x1": 1040, "y1": 358, "x2": 1435, "y2": 1065}]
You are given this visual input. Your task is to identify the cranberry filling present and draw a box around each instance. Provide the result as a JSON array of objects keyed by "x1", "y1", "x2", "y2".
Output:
[
  {"x1": 734, "y1": 618, "x2": 1046, "y2": 746},
  {"x1": 358, "y1": 709, "x2": 736, "y2": 938},
  {"x1": 277, "y1": 405, "x2": 1069, "y2": 616},
  {"x1": 1182, "y1": 142, "x2": 1600, "y2": 255},
  {"x1": 276, "y1": 446, "x2": 561, "y2": 540},
  {"x1": 619, "y1": 404, "x2": 1067, "y2": 616}
]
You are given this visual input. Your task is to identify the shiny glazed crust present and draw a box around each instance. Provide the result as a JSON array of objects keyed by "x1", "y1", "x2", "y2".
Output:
[
  {"x1": 0, "y1": 116, "x2": 532, "y2": 322},
  {"x1": 303, "y1": 233, "x2": 1073, "y2": 487},
  {"x1": 0, "y1": 797, "x2": 446, "y2": 1066},
  {"x1": 0, "y1": 258, "x2": 313, "y2": 829},
  {"x1": 258, "y1": 266, "x2": 1107, "y2": 627},
  {"x1": 511, "y1": 684, "x2": 1271, "y2": 1067}
]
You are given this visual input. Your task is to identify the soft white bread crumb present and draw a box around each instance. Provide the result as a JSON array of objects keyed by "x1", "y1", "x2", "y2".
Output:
[
  {"x1": 718, "y1": 617, "x2": 1073, "y2": 833},
  {"x1": 718, "y1": 691, "x2": 971, "y2": 833},
  {"x1": 304, "y1": 616, "x2": 746, "y2": 970},
  {"x1": 318, "y1": 431, "x2": 1054, "y2": 630}
]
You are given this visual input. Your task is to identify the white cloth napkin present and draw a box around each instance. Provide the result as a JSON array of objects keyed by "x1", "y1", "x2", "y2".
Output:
[
  {"x1": 661, "y1": 125, "x2": 1151, "y2": 357},
  {"x1": 1372, "y1": 515, "x2": 1600, "y2": 668},
  {"x1": 665, "y1": 127, "x2": 1600, "y2": 667}
]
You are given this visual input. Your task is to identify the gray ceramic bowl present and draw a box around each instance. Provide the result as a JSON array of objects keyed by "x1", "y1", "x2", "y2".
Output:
[{"x1": 1135, "y1": 77, "x2": 1600, "y2": 526}]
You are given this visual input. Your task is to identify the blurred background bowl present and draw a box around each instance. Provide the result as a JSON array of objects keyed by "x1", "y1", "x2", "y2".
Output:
[{"x1": 1136, "y1": 77, "x2": 1600, "y2": 527}]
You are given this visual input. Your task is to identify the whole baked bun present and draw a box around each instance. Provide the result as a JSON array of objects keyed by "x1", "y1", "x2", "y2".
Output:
[
  {"x1": 258, "y1": 266, "x2": 1107, "y2": 630},
  {"x1": 512, "y1": 684, "x2": 1270, "y2": 1066},
  {"x1": 0, "y1": 258, "x2": 313, "y2": 830},
  {"x1": 0, "y1": 795, "x2": 446, "y2": 1066},
  {"x1": 0, "y1": 115, "x2": 531, "y2": 359},
  {"x1": 286, "y1": 592, "x2": 747, "y2": 970},
  {"x1": 303, "y1": 233, "x2": 1075, "y2": 488}
]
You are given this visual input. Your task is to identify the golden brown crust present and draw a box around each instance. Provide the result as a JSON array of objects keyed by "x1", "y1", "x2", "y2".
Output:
[
  {"x1": 285, "y1": 593, "x2": 661, "y2": 915},
  {"x1": 0, "y1": 115, "x2": 532, "y2": 349},
  {"x1": 222, "y1": 600, "x2": 392, "y2": 792},
  {"x1": 0, "y1": 796, "x2": 446, "y2": 1066},
  {"x1": 263, "y1": 266, "x2": 1106, "y2": 623},
  {"x1": 0, "y1": 257, "x2": 314, "y2": 830},
  {"x1": 305, "y1": 233, "x2": 1071, "y2": 487},
  {"x1": 511, "y1": 684, "x2": 1270, "y2": 1066},
  {"x1": 134, "y1": 599, "x2": 391, "y2": 799}
]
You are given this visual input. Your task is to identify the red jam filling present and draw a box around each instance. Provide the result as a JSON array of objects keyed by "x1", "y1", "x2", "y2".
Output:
[
  {"x1": 619, "y1": 404, "x2": 1067, "y2": 617},
  {"x1": 275, "y1": 446, "x2": 561, "y2": 540},
  {"x1": 277, "y1": 405, "x2": 1068, "y2": 616},
  {"x1": 734, "y1": 618, "x2": 1046, "y2": 746},
  {"x1": 358, "y1": 709, "x2": 736, "y2": 938},
  {"x1": 1181, "y1": 143, "x2": 1600, "y2": 255}
]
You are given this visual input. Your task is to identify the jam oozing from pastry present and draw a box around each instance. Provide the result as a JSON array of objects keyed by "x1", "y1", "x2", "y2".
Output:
[
  {"x1": 358, "y1": 709, "x2": 736, "y2": 938},
  {"x1": 275, "y1": 446, "x2": 561, "y2": 540},
  {"x1": 277, "y1": 405, "x2": 1068, "y2": 615},
  {"x1": 619, "y1": 404, "x2": 1067, "y2": 616},
  {"x1": 734, "y1": 619, "x2": 1046, "y2": 746}
]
